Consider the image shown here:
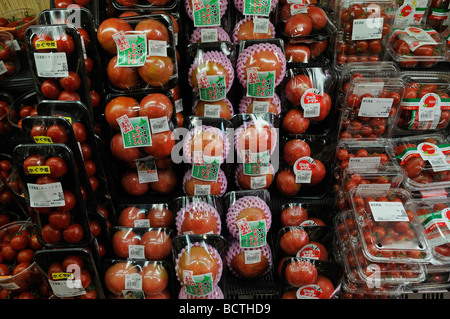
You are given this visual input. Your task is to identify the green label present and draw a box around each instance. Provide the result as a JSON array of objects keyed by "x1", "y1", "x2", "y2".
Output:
[
  {"x1": 183, "y1": 272, "x2": 214, "y2": 297},
  {"x1": 243, "y1": 0, "x2": 271, "y2": 16},
  {"x1": 191, "y1": 154, "x2": 221, "y2": 181},
  {"x1": 243, "y1": 150, "x2": 270, "y2": 175},
  {"x1": 116, "y1": 34, "x2": 147, "y2": 67},
  {"x1": 121, "y1": 117, "x2": 152, "y2": 148},
  {"x1": 197, "y1": 74, "x2": 227, "y2": 101},
  {"x1": 246, "y1": 69, "x2": 275, "y2": 98},
  {"x1": 239, "y1": 219, "x2": 267, "y2": 248},
  {"x1": 193, "y1": 0, "x2": 221, "y2": 27}
]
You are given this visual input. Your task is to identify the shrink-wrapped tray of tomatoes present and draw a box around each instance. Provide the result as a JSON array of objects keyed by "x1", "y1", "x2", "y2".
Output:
[
  {"x1": 387, "y1": 25, "x2": 447, "y2": 68},
  {"x1": 337, "y1": 77, "x2": 404, "y2": 139},
  {"x1": 12, "y1": 143, "x2": 92, "y2": 248},
  {"x1": 116, "y1": 202, "x2": 174, "y2": 228},
  {"x1": 391, "y1": 133, "x2": 450, "y2": 193},
  {"x1": 394, "y1": 72, "x2": 450, "y2": 134},
  {"x1": 333, "y1": 0, "x2": 397, "y2": 67}
]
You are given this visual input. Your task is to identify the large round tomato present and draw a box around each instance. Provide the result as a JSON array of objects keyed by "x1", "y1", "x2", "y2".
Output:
[
  {"x1": 107, "y1": 56, "x2": 140, "y2": 90},
  {"x1": 104, "y1": 262, "x2": 139, "y2": 295},
  {"x1": 138, "y1": 56, "x2": 174, "y2": 87},
  {"x1": 139, "y1": 230, "x2": 172, "y2": 260},
  {"x1": 147, "y1": 206, "x2": 174, "y2": 228},
  {"x1": 236, "y1": 123, "x2": 274, "y2": 154},
  {"x1": 139, "y1": 93, "x2": 173, "y2": 120},
  {"x1": 135, "y1": 19, "x2": 170, "y2": 42},
  {"x1": 121, "y1": 171, "x2": 149, "y2": 196},
  {"x1": 280, "y1": 205, "x2": 308, "y2": 227},
  {"x1": 110, "y1": 133, "x2": 143, "y2": 162},
  {"x1": 279, "y1": 227, "x2": 310, "y2": 255},
  {"x1": 97, "y1": 18, "x2": 133, "y2": 55},
  {"x1": 310, "y1": 92, "x2": 331, "y2": 122},
  {"x1": 193, "y1": 100, "x2": 232, "y2": 120},
  {"x1": 118, "y1": 206, "x2": 147, "y2": 227},
  {"x1": 282, "y1": 109, "x2": 310, "y2": 134},
  {"x1": 179, "y1": 207, "x2": 220, "y2": 235},
  {"x1": 284, "y1": 14, "x2": 313, "y2": 37},
  {"x1": 284, "y1": 259, "x2": 318, "y2": 287},
  {"x1": 234, "y1": 18, "x2": 274, "y2": 42},
  {"x1": 229, "y1": 248, "x2": 270, "y2": 278},
  {"x1": 140, "y1": 263, "x2": 169, "y2": 295},
  {"x1": 177, "y1": 246, "x2": 221, "y2": 284},
  {"x1": 314, "y1": 275, "x2": 334, "y2": 299},
  {"x1": 112, "y1": 229, "x2": 139, "y2": 258},
  {"x1": 142, "y1": 130, "x2": 175, "y2": 159},
  {"x1": 276, "y1": 168, "x2": 301, "y2": 196},
  {"x1": 283, "y1": 139, "x2": 311, "y2": 166},
  {"x1": 310, "y1": 159, "x2": 326, "y2": 185},
  {"x1": 149, "y1": 168, "x2": 177, "y2": 194},
  {"x1": 307, "y1": 6, "x2": 328, "y2": 30},
  {"x1": 105, "y1": 96, "x2": 140, "y2": 130},
  {"x1": 284, "y1": 74, "x2": 313, "y2": 106},
  {"x1": 285, "y1": 43, "x2": 310, "y2": 63}
]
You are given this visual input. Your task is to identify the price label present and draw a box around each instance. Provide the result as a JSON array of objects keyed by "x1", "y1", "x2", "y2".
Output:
[
  {"x1": 253, "y1": 17, "x2": 269, "y2": 34},
  {"x1": 348, "y1": 156, "x2": 381, "y2": 170},
  {"x1": 28, "y1": 182, "x2": 65, "y2": 208},
  {"x1": 48, "y1": 280, "x2": 86, "y2": 298},
  {"x1": 244, "y1": 0, "x2": 271, "y2": 16},
  {"x1": 296, "y1": 285, "x2": 322, "y2": 299},
  {"x1": 293, "y1": 157, "x2": 315, "y2": 183},
  {"x1": 358, "y1": 98, "x2": 394, "y2": 118},
  {"x1": 0, "y1": 61, "x2": 6, "y2": 75},
  {"x1": 34, "y1": 52, "x2": 69, "y2": 78},
  {"x1": 125, "y1": 273, "x2": 142, "y2": 290},
  {"x1": 200, "y1": 28, "x2": 218, "y2": 42},
  {"x1": 246, "y1": 69, "x2": 275, "y2": 98},
  {"x1": 252, "y1": 100, "x2": 270, "y2": 114},
  {"x1": 369, "y1": 201, "x2": 409, "y2": 222},
  {"x1": 250, "y1": 175, "x2": 267, "y2": 189},
  {"x1": 356, "y1": 183, "x2": 390, "y2": 197},
  {"x1": 128, "y1": 245, "x2": 145, "y2": 259},
  {"x1": 33, "y1": 136, "x2": 53, "y2": 144},
  {"x1": 115, "y1": 34, "x2": 147, "y2": 67},
  {"x1": 352, "y1": 17, "x2": 384, "y2": 40},
  {"x1": 244, "y1": 249, "x2": 262, "y2": 264},
  {"x1": 149, "y1": 116, "x2": 170, "y2": 134},
  {"x1": 239, "y1": 219, "x2": 267, "y2": 248},
  {"x1": 193, "y1": 0, "x2": 221, "y2": 27},
  {"x1": 148, "y1": 40, "x2": 167, "y2": 57},
  {"x1": 194, "y1": 184, "x2": 211, "y2": 195},
  {"x1": 203, "y1": 104, "x2": 221, "y2": 118},
  {"x1": 301, "y1": 89, "x2": 322, "y2": 118}
]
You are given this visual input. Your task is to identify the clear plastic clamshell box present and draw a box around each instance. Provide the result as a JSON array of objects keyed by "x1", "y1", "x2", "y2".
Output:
[
  {"x1": 387, "y1": 25, "x2": 447, "y2": 69},
  {"x1": 393, "y1": 0, "x2": 431, "y2": 27},
  {"x1": 404, "y1": 198, "x2": 450, "y2": 265},
  {"x1": 348, "y1": 186, "x2": 433, "y2": 264},
  {"x1": 337, "y1": 77, "x2": 405, "y2": 139},
  {"x1": 334, "y1": 210, "x2": 427, "y2": 288},
  {"x1": 390, "y1": 133, "x2": 450, "y2": 193},
  {"x1": 333, "y1": 0, "x2": 397, "y2": 67},
  {"x1": 394, "y1": 71, "x2": 450, "y2": 135}
]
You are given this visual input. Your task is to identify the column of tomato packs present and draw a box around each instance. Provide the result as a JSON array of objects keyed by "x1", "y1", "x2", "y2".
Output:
[{"x1": 330, "y1": 0, "x2": 450, "y2": 299}]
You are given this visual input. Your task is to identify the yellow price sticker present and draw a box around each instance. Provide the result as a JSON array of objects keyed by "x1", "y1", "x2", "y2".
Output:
[
  {"x1": 34, "y1": 40, "x2": 57, "y2": 50},
  {"x1": 51, "y1": 272, "x2": 74, "y2": 280},
  {"x1": 27, "y1": 166, "x2": 51, "y2": 175},
  {"x1": 33, "y1": 136, "x2": 53, "y2": 144}
]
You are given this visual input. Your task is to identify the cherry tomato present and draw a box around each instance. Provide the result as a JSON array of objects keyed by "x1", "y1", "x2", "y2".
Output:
[
  {"x1": 62, "y1": 223, "x2": 85, "y2": 243},
  {"x1": 41, "y1": 79, "x2": 61, "y2": 99},
  {"x1": 45, "y1": 156, "x2": 68, "y2": 179}
]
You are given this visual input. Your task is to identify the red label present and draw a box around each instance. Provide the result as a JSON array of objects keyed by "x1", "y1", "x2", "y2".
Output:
[
  {"x1": 236, "y1": 218, "x2": 252, "y2": 236},
  {"x1": 297, "y1": 244, "x2": 321, "y2": 259},
  {"x1": 296, "y1": 285, "x2": 322, "y2": 299}
]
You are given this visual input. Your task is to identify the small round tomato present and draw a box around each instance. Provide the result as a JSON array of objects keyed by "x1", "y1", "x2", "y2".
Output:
[
  {"x1": 62, "y1": 223, "x2": 85, "y2": 243},
  {"x1": 41, "y1": 224, "x2": 62, "y2": 244},
  {"x1": 45, "y1": 156, "x2": 68, "y2": 179},
  {"x1": 307, "y1": 6, "x2": 327, "y2": 31},
  {"x1": 41, "y1": 79, "x2": 61, "y2": 99},
  {"x1": 285, "y1": 43, "x2": 310, "y2": 63},
  {"x1": 60, "y1": 71, "x2": 81, "y2": 92},
  {"x1": 276, "y1": 169, "x2": 301, "y2": 197},
  {"x1": 48, "y1": 210, "x2": 71, "y2": 230},
  {"x1": 54, "y1": 33, "x2": 75, "y2": 55},
  {"x1": 46, "y1": 124, "x2": 69, "y2": 143}
]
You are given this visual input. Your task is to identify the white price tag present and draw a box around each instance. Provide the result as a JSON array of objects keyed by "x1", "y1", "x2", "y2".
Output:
[
  {"x1": 12, "y1": 39, "x2": 21, "y2": 51},
  {"x1": 358, "y1": 98, "x2": 393, "y2": 118},
  {"x1": 148, "y1": 40, "x2": 167, "y2": 57},
  {"x1": 200, "y1": 28, "x2": 218, "y2": 42},
  {"x1": 175, "y1": 99, "x2": 183, "y2": 113},
  {"x1": 34, "y1": 52, "x2": 69, "y2": 78},
  {"x1": 353, "y1": 82, "x2": 385, "y2": 97},
  {"x1": 134, "y1": 219, "x2": 151, "y2": 228},
  {"x1": 244, "y1": 249, "x2": 262, "y2": 264},
  {"x1": 48, "y1": 280, "x2": 86, "y2": 298},
  {"x1": 204, "y1": 104, "x2": 221, "y2": 118},
  {"x1": 149, "y1": 116, "x2": 170, "y2": 134},
  {"x1": 194, "y1": 184, "x2": 211, "y2": 195},
  {"x1": 295, "y1": 170, "x2": 312, "y2": 183},
  {"x1": 369, "y1": 201, "x2": 409, "y2": 222},
  {"x1": 352, "y1": 17, "x2": 384, "y2": 40},
  {"x1": 356, "y1": 183, "x2": 390, "y2": 197},
  {"x1": 136, "y1": 159, "x2": 159, "y2": 184},
  {"x1": 250, "y1": 176, "x2": 267, "y2": 189},
  {"x1": 128, "y1": 245, "x2": 145, "y2": 259},
  {"x1": 253, "y1": 17, "x2": 269, "y2": 34},
  {"x1": 252, "y1": 101, "x2": 270, "y2": 113},
  {"x1": 348, "y1": 156, "x2": 381, "y2": 171},
  {"x1": 28, "y1": 182, "x2": 65, "y2": 208},
  {"x1": 0, "y1": 61, "x2": 7, "y2": 75},
  {"x1": 125, "y1": 274, "x2": 142, "y2": 290}
]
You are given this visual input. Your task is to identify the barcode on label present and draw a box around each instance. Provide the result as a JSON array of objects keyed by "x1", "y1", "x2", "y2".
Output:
[
  {"x1": 194, "y1": 184, "x2": 211, "y2": 195},
  {"x1": 128, "y1": 245, "x2": 145, "y2": 259},
  {"x1": 304, "y1": 107, "x2": 320, "y2": 117},
  {"x1": 201, "y1": 28, "x2": 218, "y2": 42},
  {"x1": 250, "y1": 176, "x2": 267, "y2": 189},
  {"x1": 204, "y1": 104, "x2": 221, "y2": 118},
  {"x1": 253, "y1": 18, "x2": 269, "y2": 34},
  {"x1": 125, "y1": 274, "x2": 142, "y2": 290},
  {"x1": 244, "y1": 250, "x2": 261, "y2": 264},
  {"x1": 418, "y1": 109, "x2": 435, "y2": 122},
  {"x1": 148, "y1": 40, "x2": 167, "y2": 57},
  {"x1": 295, "y1": 171, "x2": 312, "y2": 183},
  {"x1": 150, "y1": 117, "x2": 170, "y2": 134}
]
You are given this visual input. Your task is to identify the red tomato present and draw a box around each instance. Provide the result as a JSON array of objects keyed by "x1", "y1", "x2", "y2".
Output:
[
  {"x1": 48, "y1": 210, "x2": 71, "y2": 229},
  {"x1": 309, "y1": 92, "x2": 331, "y2": 122},
  {"x1": 309, "y1": 40, "x2": 328, "y2": 58},
  {"x1": 414, "y1": 45, "x2": 434, "y2": 56},
  {"x1": 58, "y1": 91, "x2": 81, "y2": 101},
  {"x1": 146, "y1": 206, "x2": 174, "y2": 228},
  {"x1": 56, "y1": 190, "x2": 77, "y2": 212},
  {"x1": 23, "y1": 154, "x2": 46, "y2": 174},
  {"x1": 177, "y1": 246, "x2": 221, "y2": 284},
  {"x1": 110, "y1": 133, "x2": 143, "y2": 162},
  {"x1": 54, "y1": 33, "x2": 75, "y2": 55},
  {"x1": 62, "y1": 255, "x2": 84, "y2": 271},
  {"x1": 310, "y1": 159, "x2": 326, "y2": 185},
  {"x1": 149, "y1": 168, "x2": 177, "y2": 194},
  {"x1": 139, "y1": 230, "x2": 172, "y2": 260},
  {"x1": 179, "y1": 207, "x2": 220, "y2": 235},
  {"x1": 112, "y1": 229, "x2": 139, "y2": 258},
  {"x1": 280, "y1": 227, "x2": 310, "y2": 255},
  {"x1": 284, "y1": 259, "x2": 318, "y2": 287},
  {"x1": 234, "y1": 18, "x2": 274, "y2": 42},
  {"x1": 80, "y1": 142, "x2": 92, "y2": 160},
  {"x1": 104, "y1": 96, "x2": 139, "y2": 130},
  {"x1": 97, "y1": 18, "x2": 133, "y2": 55},
  {"x1": 285, "y1": 43, "x2": 310, "y2": 63},
  {"x1": 118, "y1": 206, "x2": 147, "y2": 227},
  {"x1": 315, "y1": 275, "x2": 334, "y2": 299},
  {"x1": 403, "y1": 156, "x2": 426, "y2": 178},
  {"x1": 276, "y1": 168, "x2": 301, "y2": 196},
  {"x1": 59, "y1": 71, "x2": 81, "y2": 92},
  {"x1": 107, "y1": 55, "x2": 140, "y2": 90},
  {"x1": 193, "y1": 100, "x2": 232, "y2": 120},
  {"x1": 139, "y1": 93, "x2": 173, "y2": 120},
  {"x1": 284, "y1": 13, "x2": 313, "y2": 37},
  {"x1": 282, "y1": 109, "x2": 310, "y2": 134},
  {"x1": 62, "y1": 223, "x2": 85, "y2": 243},
  {"x1": 41, "y1": 79, "x2": 61, "y2": 99},
  {"x1": 307, "y1": 6, "x2": 328, "y2": 30},
  {"x1": 281, "y1": 205, "x2": 308, "y2": 227},
  {"x1": 72, "y1": 122, "x2": 87, "y2": 143},
  {"x1": 229, "y1": 247, "x2": 270, "y2": 278},
  {"x1": 284, "y1": 74, "x2": 313, "y2": 106},
  {"x1": 236, "y1": 165, "x2": 274, "y2": 190},
  {"x1": 135, "y1": 19, "x2": 169, "y2": 42},
  {"x1": 10, "y1": 234, "x2": 29, "y2": 251},
  {"x1": 140, "y1": 263, "x2": 169, "y2": 295},
  {"x1": 104, "y1": 262, "x2": 139, "y2": 295},
  {"x1": 121, "y1": 171, "x2": 149, "y2": 196},
  {"x1": 17, "y1": 249, "x2": 34, "y2": 264},
  {"x1": 45, "y1": 156, "x2": 68, "y2": 179},
  {"x1": 41, "y1": 224, "x2": 62, "y2": 244},
  {"x1": 138, "y1": 56, "x2": 174, "y2": 87},
  {"x1": 393, "y1": 39, "x2": 410, "y2": 55},
  {"x1": 283, "y1": 138, "x2": 311, "y2": 166}
]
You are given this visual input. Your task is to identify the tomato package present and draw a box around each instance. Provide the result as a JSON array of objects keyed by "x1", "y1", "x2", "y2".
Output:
[
  {"x1": 284, "y1": 40, "x2": 329, "y2": 64},
  {"x1": 333, "y1": 0, "x2": 397, "y2": 67},
  {"x1": 236, "y1": 39, "x2": 286, "y2": 99},
  {"x1": 98, "y1": 13, "x2": 178, "y2": 93},
  {"x1": 0, "y1": 7, "x2": 37, "y2": 51},
  {"x1": 36, "y1": 100, "x2": 109, "y2": 198},
  {"x1": 278, "y1": 257, "x2": 342, "y2": 299},
  {"x1": 281, "y1": 66, "x2": 337, "y2": 135},
  {"x1": 404, "y1": 198, "x2": 450, "y2": 264},
  {"x1": 33, "y1": 247, "x2": 105, "y2": 299},
  {"x1": 277, "y1": 201, "x2": 334, "y2": 229},
  {"x1": 394, "y1": 0, "x2": 431, "y2": 27},
  {"x1": 336, "y1": 61, "x2": 400, "y2": 111},
  {"x1": 172, "y1": 233, "x2": 226, "y2": 299},
  {"x1": 38, "y1": 7, "x2": 107, "y2": 120},
  {"x1": 394, "y1": 72, "x2": 450, "y2": 134},
  {"x1": 20, "y1": 115, "x2": 97, "y2": 211},
  {"x1": 387, "y1": 25, "x2": 447, "y2": 68},
  {"x1": 410, "y1": 265, "x2": 450, "y2": 293},
  {"x1": 0, "y1": 221, "x2": 42, "y2": 292},
  {"x1": 50, "y1": 0, "x2": 101, "y2": 28},
  {"x1": 183, "y1": 0, "x2": 231, "y2": 30},
  {"x1": 12, "y1": 143, "x2": 92, "y2": 248},
  {"x1": 6, "y1": 90, "x2": 38, "y2": 132},
  {"x1": 0, "y1": 31, "x2": 20, "y2": 82},
  {"x1": 276, "y1": 4, "x2": 336, "y2": 44},
  {"x1": 24, "y1": 24, "x2": 94, "y2": 119},
  {"x1": 391, "y1": 133, "x2": 450, "y2": 194},
  {"x1": 225, "y1": 239, "x2": 273, "y2": 279},
  {"x1": 116, "y1": 202, "x2": 174, "y2": 228},
  {"x1": 276, "y1": 134, "x2": 333, "y2": 199},
  {"x1": 224, "y1": 189, "x2": 272, "y2": 245},
  {"x1": 333, "y1": 211, "x2": 420, "y2": 298},
  {"x1": 348, "y1": 186, "x2": 433, "y2": 264},
  {"x1": 110, "y1": 226, "x2": 173, "y2": 260},
  {"x1": 172, "y1": 194, "x2": 223, "y2": 235},
  {"x1": 0, "y1": 92, "x2": 15, "y2": 137},
  {"x1": 337, "y1": 77, "x2": 404, "y2": 139}
]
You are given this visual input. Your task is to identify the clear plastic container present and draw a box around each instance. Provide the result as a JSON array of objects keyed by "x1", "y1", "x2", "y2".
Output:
[
  {"x1": 390, "y1": 133, "x2": 450, "y2": 193},
  {"x1": 394, "y1": 0, "x2": 431, "y2": 27},
  {"x1": 333, "y1": 0, "x2": 397, "y2": 67},
  {"x1": 387, "y1": 25, "x2": 447, "y2": 68},
  {"x1": 394, "y1": 71, "x2": 450, "y2": 134},
  {"x1": 348, "y1": 186, "x2": 433, "y2": 264},
  {"x1": 337, "y1": 77, "x2": 404, "y2": 139}
]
